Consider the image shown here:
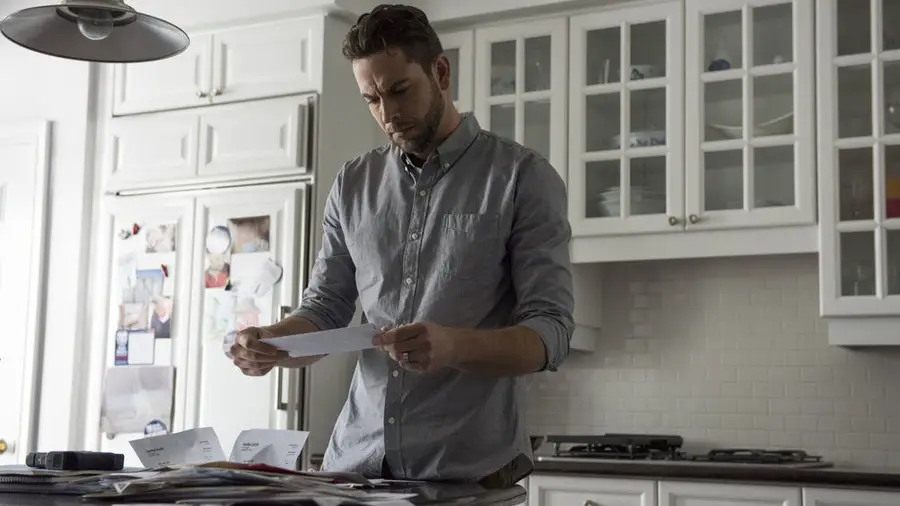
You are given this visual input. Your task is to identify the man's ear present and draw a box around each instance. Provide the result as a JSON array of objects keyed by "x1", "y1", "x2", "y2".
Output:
[{"x1": 434, "y1": 55, "x2": 451, "y2": 91}]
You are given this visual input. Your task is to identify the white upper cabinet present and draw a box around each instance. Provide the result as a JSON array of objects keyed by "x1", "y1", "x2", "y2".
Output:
[
  {"x1": 566, "y1": 0, "x2": 816, "y2": 259},
  {"x1": 818, "y1": 0, "x2": 900, "y2": 316},
  {"x1": 685, "y1": 0, "x2": 815, "y2": 231},
  {"x1": 209, "y1": 18, "x2": 320, "y2": 106},
  {"x1": 112, "y1": 17, "x2": 322, "y2": 116},
  {"x1": 440, "y1": 30, "x2": 475, "y2": 113},
  {"x1": 475, "y1": 18, "x2": 568, "y2": 181},
  {"x1": 111, "y1": 34, "x2": 214, "y2": 116},
  {"x1": 105, "y1": 95, "x2": 313, "y2": 191},
  {"x1": 568, "y1": 1, "x2": 684, "y2": 237}
]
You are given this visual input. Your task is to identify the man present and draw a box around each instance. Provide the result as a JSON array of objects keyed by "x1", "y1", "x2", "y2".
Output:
[{"x1": 230, "y1": 4, "x2": 574, "y2": 487}]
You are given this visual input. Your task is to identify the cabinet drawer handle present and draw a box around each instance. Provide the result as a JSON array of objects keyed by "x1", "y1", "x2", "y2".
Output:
[
  {"x1": 211, "y1": 88, "x2": 223, "y2": 96},
  {"x1": 688, "y1": 213, "x2": 700, "y2": 224},
  {"x1": 668, "y1": 216, "x2": 679, "y2": 226},
  {"x1": 197, "y1": 90, "x2": 209, "y2": 98},
  {"x1": 583, "y1": 501, "x2": 598, "y2": 506}
]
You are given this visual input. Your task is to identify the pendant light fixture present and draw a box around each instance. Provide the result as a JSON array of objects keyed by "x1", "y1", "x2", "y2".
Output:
[{"x1": 0, "y1": 0, "x2": 189, "y2": 63}]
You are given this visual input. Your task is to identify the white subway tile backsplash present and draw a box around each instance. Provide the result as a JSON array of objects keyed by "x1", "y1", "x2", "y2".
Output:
[{"x1": 527, "y1": 254, "x2": 900, "y2": 469}]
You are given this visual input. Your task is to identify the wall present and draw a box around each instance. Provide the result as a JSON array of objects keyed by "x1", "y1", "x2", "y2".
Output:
[
  {"x1": 129, "y1": 0, "x2": 395, "y2": 29},
  {"x1": 0, "y1": 1, "x2": 95, "y2": 453},
  {"x1": 527, "y1": 253, "x2": 900, "y2": 469}
]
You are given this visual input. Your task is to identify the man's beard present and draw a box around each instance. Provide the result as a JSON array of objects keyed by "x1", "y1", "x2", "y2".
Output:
[{"x1": 392, "y1": 80, "x2": 444, "y2": 155}]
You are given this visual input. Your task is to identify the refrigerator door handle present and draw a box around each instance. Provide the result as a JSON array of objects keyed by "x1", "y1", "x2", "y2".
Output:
[
  {"x1": 275, "y1": 305, "x2": 293, "y2": 411},
  {"x1": 275, "y1": 368, "x2": 288, "y2": 411}
]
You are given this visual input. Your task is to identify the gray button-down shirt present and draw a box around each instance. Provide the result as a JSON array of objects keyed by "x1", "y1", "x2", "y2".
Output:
[{"x1": 292, "y1": 113, "x2": 574, "y2": 481}]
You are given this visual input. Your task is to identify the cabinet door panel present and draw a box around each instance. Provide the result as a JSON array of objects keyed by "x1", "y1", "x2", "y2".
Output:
[
  {"x1": 804, "y1": 487, "x2": 900, "y2": 506},
  {"x1": 184, "y1": 184, "x2": 309, "y2": 451},
  {"x1": 528, "y1": 475, "x2": 655, "y2": 506},
  {"x1": 105, "y1": 114, "x2": 200, "y2": 190},
  {"x1": 198, "y1": 96, "x2": 312, "y2": 180},
  {"x1": 440, "y1": 30, "x2": 475, "y2": 113},
  {"x1": 660, "y1": 481, "x2": 800, "y2": 506},
  {"x1": 211, "y1": 18, "x2": 320, "y2": 104},
  {"x1": 475, "y1": 18, "x2": 567, "y2": 181},
  {"x1": 112, "y1": 34, "x2": 213, "y2": 116},
  {"x1": 818, "y1": 0, "x2": 900, "y2": 316},
  {"x1": 685, "y1": 0, "x2": 815, "y2": 231},
  {"x1": 568, "y1": 2, "x2": 683, "y2": 236}
]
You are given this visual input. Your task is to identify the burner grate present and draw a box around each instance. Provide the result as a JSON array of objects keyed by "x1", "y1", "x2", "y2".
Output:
[{"x1": 691, "y1": 449, "x2": 824, "y2": 465}]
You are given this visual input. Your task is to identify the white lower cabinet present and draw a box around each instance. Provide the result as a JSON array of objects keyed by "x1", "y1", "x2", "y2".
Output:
[
  {"x1": 527, "y1": 476, "x2": 900, "y2": 506},
  {"x1": 659, "y1": 481, "x2": 800, "y2": 506},
  {"x1": 527, "y1": 475, "x2": 656, "y2": 506},
  {"x1": 803, "y1": 487, "x2": 900, "y2": 506}
]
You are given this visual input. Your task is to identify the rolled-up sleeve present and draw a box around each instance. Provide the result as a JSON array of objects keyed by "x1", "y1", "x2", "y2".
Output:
[
  {"x1": 509, "y1": 153, "x2": 575, "y2": 372},
  {"x1": 290, "y1": 168, "x2": 359, "y2": 330}
]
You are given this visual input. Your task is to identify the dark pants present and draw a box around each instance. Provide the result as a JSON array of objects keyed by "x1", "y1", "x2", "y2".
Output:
[{"x1": 381, "y1": 453, "x2": 533, "y2": 489}]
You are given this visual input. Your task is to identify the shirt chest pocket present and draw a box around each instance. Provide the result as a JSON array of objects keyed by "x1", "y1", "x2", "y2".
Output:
[{"x1": 436, "y1": 213, "x2": 503, "y2": 284}]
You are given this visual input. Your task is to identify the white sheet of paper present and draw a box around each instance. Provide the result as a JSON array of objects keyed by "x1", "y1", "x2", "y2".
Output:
[
  {"x1": 127, "y1": 331, "x2": 155, "y2": 365},
  {"x1": 229, "y1": 429, "x2": 309, "y2": 469},
  {"x1": 129, "y1": 427, "x2": 226, "y2": 468},
  {"x1": 262, "y1": 323, "x2": 378, "y2": 357}
]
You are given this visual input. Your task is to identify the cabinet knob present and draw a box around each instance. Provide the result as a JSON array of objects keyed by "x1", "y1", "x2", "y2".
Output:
[
  {"x1": 688, "y1": 214, "x2": 700, "y2": 224},
  {"x1": 668, "y1": 216, "x2": 679, "y2": 226},
  {"x1": 583, "y1": 501, "x2": 598, "y2": 506},
  {"x1": 0, "y1": 439, "x2": 9, "y2": 455},
  {"x1": 211, "y1": 88, "x2": 223, "y2": 96},
  {"x1": 197, "y1": 90, "x2": 209, "y2": 98}
]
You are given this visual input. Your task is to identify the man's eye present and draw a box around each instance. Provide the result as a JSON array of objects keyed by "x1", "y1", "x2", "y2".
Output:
[
  {"x1": 365, "y1": 97, "x2": 379, "y2": 105},
  {"x1": 392, "y1": 88, "x2": 408, "y2": 95}
]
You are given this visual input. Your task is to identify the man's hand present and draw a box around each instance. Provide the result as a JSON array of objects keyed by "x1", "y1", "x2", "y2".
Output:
[
  {"x1": 374, "y1": 322, "x2": 459, "y2": 373},
  {"x1": 231, "y1": 327, "x2": 289, "y2": 376}
]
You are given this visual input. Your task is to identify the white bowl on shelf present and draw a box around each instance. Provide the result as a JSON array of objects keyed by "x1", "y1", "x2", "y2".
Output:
[
  {"x1": 708, "y1": 112, "x2": 793, "y2": 139},
  {"x1": 611, "y1": 130, "x2": 666, "y2": 149},
  {"x1": 597, "y1": 186, "x2": 666, "y2": 216}
]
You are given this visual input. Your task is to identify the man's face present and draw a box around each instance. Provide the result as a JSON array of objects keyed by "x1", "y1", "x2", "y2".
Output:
[{"x1": 353, "y1": 48, "x2": 447, "y2": 155}]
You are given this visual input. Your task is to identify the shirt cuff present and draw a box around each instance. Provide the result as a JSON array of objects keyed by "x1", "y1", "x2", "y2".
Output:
[
  {"x1": 289, "y1": 307, "x2": 329, "y2": 332},
  {"x1": 517, "y1": 316, "x2": 568, "y2": 372}
]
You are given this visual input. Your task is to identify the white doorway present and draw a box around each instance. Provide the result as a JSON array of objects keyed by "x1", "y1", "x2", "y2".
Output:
[{"x1": 0, "y1": 121, "x2": 49, "y2": 464}]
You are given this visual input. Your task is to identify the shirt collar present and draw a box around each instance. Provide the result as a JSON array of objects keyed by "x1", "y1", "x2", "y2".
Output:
[{"x1": 399, "y1": 113, "x2": 481, "y2": 175}]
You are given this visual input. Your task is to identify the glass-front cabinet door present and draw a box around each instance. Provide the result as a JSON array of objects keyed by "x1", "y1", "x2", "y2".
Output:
[
  {"x1": 474, "y1": 19, "x2": 567, "y2": 181},
  {"x1": 685, "y1": 0, "x2": 814, "y2": 230},
  {"x1": 439, "y1": 30, "x2": 474, "y2": 114},
  {"x1": 819, "y1": 0, "x2": 900, "y2": 315},
  {"x1": 568, "y1": 1, "x2": 683, "y2": 236}
]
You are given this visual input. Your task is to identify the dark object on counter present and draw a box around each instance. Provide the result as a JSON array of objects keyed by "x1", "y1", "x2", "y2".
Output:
[
  {"x1": 546, "y1": 433, "x2": 685, "y2": 460},
  {"x1": 26, "y1": 451, "x2": 124, "y2": 471}
]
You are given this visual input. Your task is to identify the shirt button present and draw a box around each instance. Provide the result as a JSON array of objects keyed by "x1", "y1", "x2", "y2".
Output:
[
  {"x1": 392, "y1": 370, "x2": 399, "y2": 378},
  {"x1": 388, "y1": 417, "x2": 396, "y2": 425},
  {"x1": 404, "y1": 277, "x2": 413, "y2": 285},
  {"x1": 443, "y1": 162, "x2": 450, "y2": 169},
  {"x1": 410, "y1": 232, "x2": 419, "y2": 240},
  {"x1": 418, "y1": 190, "x2": 426, "y2": 197}
]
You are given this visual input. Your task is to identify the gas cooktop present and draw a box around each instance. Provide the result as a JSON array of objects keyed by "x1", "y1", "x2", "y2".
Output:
[{"x1": 536, "y1": 434, "x2": 833, "y2": 469}]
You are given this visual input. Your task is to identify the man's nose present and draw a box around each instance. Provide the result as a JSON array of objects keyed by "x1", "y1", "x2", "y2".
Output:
[{"x1": 380, "y1": 99, "x2": 400, "y2": 125}]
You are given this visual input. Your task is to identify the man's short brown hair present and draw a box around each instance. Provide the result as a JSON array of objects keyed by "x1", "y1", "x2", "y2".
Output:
[{"x1": 342, "y1": 4, "x2": 444, "y2": 71}]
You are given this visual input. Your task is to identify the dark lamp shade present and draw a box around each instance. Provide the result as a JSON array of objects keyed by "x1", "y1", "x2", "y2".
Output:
[{"x1": 0, "y1": 0, "x2": 189, "y2": 63}]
